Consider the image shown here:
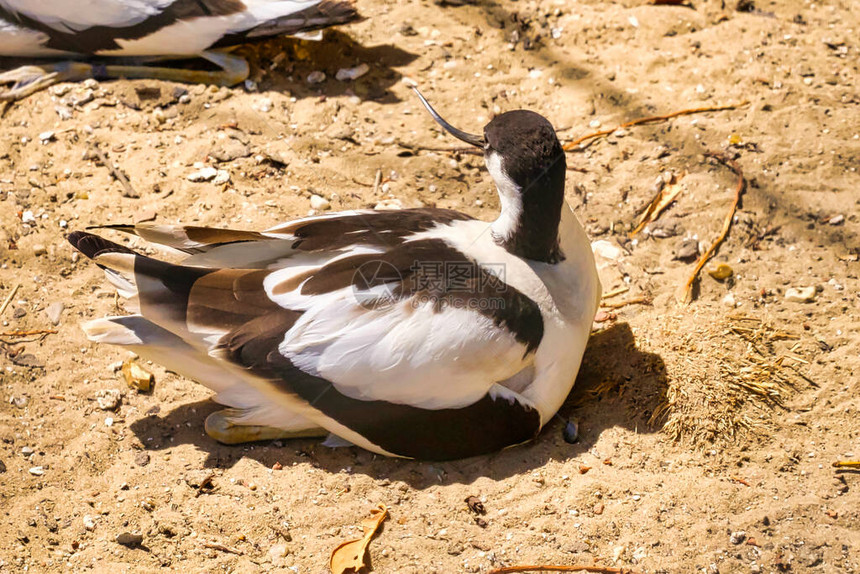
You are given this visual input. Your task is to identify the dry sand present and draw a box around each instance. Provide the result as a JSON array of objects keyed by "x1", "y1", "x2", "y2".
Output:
[{"x1": 1, "y1": 0, "x2": 858, "y2": 572}]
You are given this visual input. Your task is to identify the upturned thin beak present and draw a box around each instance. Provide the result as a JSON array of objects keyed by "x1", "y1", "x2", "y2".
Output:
[{"x1": 411, "y1": 86, "x2": 485, "y2": 148}]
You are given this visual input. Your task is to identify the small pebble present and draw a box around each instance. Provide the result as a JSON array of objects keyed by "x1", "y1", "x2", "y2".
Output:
[
  {"x1": 29, "y1": 466, "x2": 44, "y2": 476},
  {"x1": 134, "y1": 452, "x2": 151, "y2": 467},
  {"x1": 186, "y1": 167, "x2": 218, "y2": 182},
  {"x1": 562, "y1": 420, "x2": 579, "y2": 443},
  {"x1": 722, "y1": 293, "x2": 737, "y2": 308},
  {"x1": 591, "y1": 240, "x2": 624, "y2": 261},
  {"x1": 83, "y1": 515, "x2": 96, "y2": 531},
  {"x1": 375, "y1": 198, "x2": 403, "y2": 210},
  {"x1": 268, "y1": 542, "x2": 290, "y2": 566},
  {"x1": 828, "y1": 214, "x2": 844, "y2": 225},
  {"x1": 212, "y1": 170, "x2": 231, "y2": 186},
  {"x1": 44, "y1": 302, "x2": 64, "y2": 326},
  {"x1": 55, "y1": 105, "x2": 73, "y2": 120},
  {"x1": 21, "y1": 446, "x2": 34, "y2": 456},
  {"x1": 21, "y1": 210, "x2": 36, "y2": 224},
  {"x1": 95, "y1": 389, "x2": 121, "y2": 411},
  {"x1": 307, "y1": 71, "x2": 326, "y2": 84},
  {"x1": 730, "y1": 530, "x2": 746, "y2": 545},
  {"x1": 310, "y1": 195, "x2": 331, "y2": 210},
  {"x1": 335, "y1": 63, "x2": 370, "y2": 81},
  {"x1": 785, "y1": 286, "x2": 816, "y2": 303},
  {"x1": 116, "y1": 532, "x2": 143, "y2": 547},
  {"x1": 708, "y1": 263, "x2": 733, "y2": 281},
  {"x1": 38, "y1": 131, "x2": 55, "y2": 144},
  {"x1": 33, "y1": 244, "x2": 47, "y2": 256},
  {"x1": 675, "y1": 239, "x2": 699, "y2": 261}
]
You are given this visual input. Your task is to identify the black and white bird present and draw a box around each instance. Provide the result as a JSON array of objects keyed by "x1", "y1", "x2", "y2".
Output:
[
  {"x1": 0, "y1": 0, "x2": 359, "y2": 101},
  {"x1": 67, "y1": 88, "x2": 601, "y2": 461}
]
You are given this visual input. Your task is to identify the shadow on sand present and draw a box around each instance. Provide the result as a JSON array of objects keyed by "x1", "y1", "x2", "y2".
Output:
[
  {"x1": 129, "y1": 322, "x2": 667, "y2": 488},
  {"x1": 0, "y1": 30, "x2": 417, "y2": 106}
]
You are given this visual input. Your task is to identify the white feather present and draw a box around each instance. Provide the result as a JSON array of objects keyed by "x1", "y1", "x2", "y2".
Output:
[
  {"x1": 0, "y1": 0, "x2": 174, "y2": 32},
  {"x1": 81, "y1": 315, "x2": 319, "y2": 431},
  {"x1": 0, "y1": 0, "x2": 339, "y2": 57}
]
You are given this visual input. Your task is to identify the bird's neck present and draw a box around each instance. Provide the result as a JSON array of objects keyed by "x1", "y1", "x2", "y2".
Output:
[{"x1": 489, "y1": 154, "x2": 566, "y2": 264}]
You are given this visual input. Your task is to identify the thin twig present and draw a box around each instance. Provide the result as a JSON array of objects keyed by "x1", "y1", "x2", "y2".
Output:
[
  {"x1": 677, "y1": 153, "x2": 746, "y2": 304},
  {"x1": 601, "y1": 286, "x2": 629, "y2": 299},
  {"x1": 489, "y1": 566, "x2": 638, "y2": 574},
  {"x1": 90, "y1": 144, "x2": 138, "y2": 198},
  {"x1": 730, "y1": 475, "x2": 751, "y2": 486},
  {"x1": 372, "y1": 169, "x2": 382, "y2": 195},
  {"x1": 601, "y1": 296, "x2": 651, "y2": 310},
  {"x1": 0, "y1": 283, "x2": 20, "y2": 318},
  {"x1": 0, "y1": 329, "x2": 58, "y2": 337},
  {"x1": 562, "y1": 101, "x2": 749, "y2": 151},
  {"x1": 201, "y1": 541, "x2": 243, "y2": 555},
  {"x1": 832, "y1": 461, "x2": 860, "y2": 469}
]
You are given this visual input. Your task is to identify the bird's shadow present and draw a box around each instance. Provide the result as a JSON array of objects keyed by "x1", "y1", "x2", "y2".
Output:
[
  {"x1": 239, "y1": 30, "x2": 418, "y2": 102},
  {"x1": 0, "y1": 30, "x2": 416, "y2": 105},
  {"x1": 129, "y1": 322, "x2": 668, "y2": 488}
]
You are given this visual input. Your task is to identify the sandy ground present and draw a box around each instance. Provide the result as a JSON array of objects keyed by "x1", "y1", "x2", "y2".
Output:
[{"x1": 1, "y1": 0, "x2": 859, "y2": 572}]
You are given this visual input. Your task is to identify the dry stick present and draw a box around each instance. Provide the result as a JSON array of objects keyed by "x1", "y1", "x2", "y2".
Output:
[
  {"x1": 372, "y1": 169, "x2": 382, "y2": 195},
  {"x1": 0, "y1": 329, "x2": 58, "y2": 337},
  {"x1": 201, "y1": 541, "x2": 243, "y2": 555},
  {"x1": 489, "y1": 566, "x2": 638, "y2": 574},
  {"x1": 0, "y1": 283, "x2": 20, "y2": 318},
  {"x1": 677, "y1": 153, "x2": 746, "y2": 305},
  {"x1": 562, "y1": 101, "x2": 749, "y2": 151},
  {"x1": 601, "y1": 286, "x2": 629, "y2": 299},
  {"x1": 832, "y1": 461, "x2": 860, "y2": 469},
  {"x1": 90, "y1": 144, "x2": 138, "y2": 198},
  {"x1": 600, "y1": 296, "x2": 651, "y2": 310}
]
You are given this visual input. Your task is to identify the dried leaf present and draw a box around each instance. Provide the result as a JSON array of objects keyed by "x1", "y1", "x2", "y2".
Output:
[
  {"x1": 122, "y1": 359, "x2": 154, "y2": 392},
  {"x1": 630, "y1": 175, "x2": 685, "y2": 237},
  {"x1": 330, "y1": 504, "x2": 388, "y2": 574},
  {"x1": 465, "y1": 496, "x2": 486, "y2": 515}
]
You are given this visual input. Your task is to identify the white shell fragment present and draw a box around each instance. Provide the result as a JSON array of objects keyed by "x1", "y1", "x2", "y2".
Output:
[{"x1": 336, "y1": 64, "x2": 370, "y2": 81}]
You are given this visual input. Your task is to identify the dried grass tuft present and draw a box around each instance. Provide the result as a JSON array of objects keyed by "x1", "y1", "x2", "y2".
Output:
[{"x1": 655, "y1": 314, "x2": 813, "y2": 445}]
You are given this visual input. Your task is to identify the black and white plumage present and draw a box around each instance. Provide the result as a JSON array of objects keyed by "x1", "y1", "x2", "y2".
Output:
[
  {"x1": 68, "y1": 90, "x2": 601, "y2": 461},
  {"x1": 0, "y1": 0, "x2": 359, "y2": 100}
]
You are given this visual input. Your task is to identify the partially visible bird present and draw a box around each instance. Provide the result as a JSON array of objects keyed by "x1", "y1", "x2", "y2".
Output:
[
  {"x1": 0, "y1": 0, "x2": 360, "y2": 101},
  {"x1": 66, "y1": 88, "x2": 601, "y2": 461}
]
